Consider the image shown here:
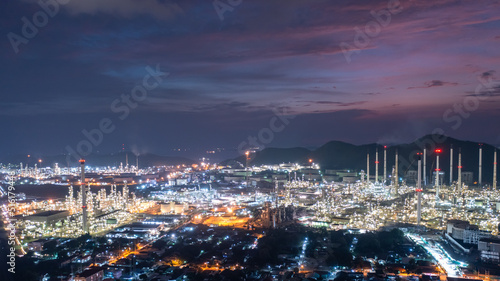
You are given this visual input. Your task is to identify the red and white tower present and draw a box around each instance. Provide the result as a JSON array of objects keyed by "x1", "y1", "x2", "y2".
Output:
[{"x1": 435, "y1": 149, "x2": 442, "y2": 201}]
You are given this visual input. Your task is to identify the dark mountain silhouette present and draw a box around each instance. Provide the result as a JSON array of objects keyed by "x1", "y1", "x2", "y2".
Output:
[{"x1": 226, "y1": 134, "x2": 498, "y2": 184}]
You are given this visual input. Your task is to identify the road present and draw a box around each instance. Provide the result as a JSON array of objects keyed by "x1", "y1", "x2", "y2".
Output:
[{"x1": 406, "y1": 233, "x2": 467, "y2": 277}]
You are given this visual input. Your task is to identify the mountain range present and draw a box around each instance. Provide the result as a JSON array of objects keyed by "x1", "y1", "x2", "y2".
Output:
[
  {"x1": 226, "y1": 134, "x2": 498, "y2": 184},
  {"x1": 2, "y1": 134, "x2": 498, "y2": 184}
]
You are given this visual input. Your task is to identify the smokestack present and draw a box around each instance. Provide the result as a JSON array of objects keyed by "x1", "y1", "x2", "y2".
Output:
[
  {"x1": 395, "y1": 149, "x2": 399, "y2": 192},
  {"x1": 458, "y1": 148, "x2": 462, "y2": 192},
  {"x1": 384, "y1": 146, "x2": 387, "y2": 185},
  {"x1": 494, "y1": 149, "x2": 497, "y2": 190},
  {"x1": 423, "y1": 148, "x2": 427, "y2": 186},
  {"x1": 367, "y1": 152, "x2": 370, "y2": 183},
  {"x1": 417, "y1": 153, "x2": 422, "y2": 225},
  {"x1": 450, "y1": 145, "x2": 453, "y2": 185},
  {"x1": 375, "y1": 148, "x2": 379, "y2": 183},
  {"x1": 479, "y1": 144, "x2": 483, "y2": 186},
  {"x1": 136, "y1": 154, "x2": 139, "y2": 170},
  {"x1": 275, "y1": 180, "x2": 279, "y2": 208},
  {"x1": 79, "y1": 159, "x2": 88, "y2": 234},
  {"x1": 435, "y1": 149, "x2": 441, "y2": 201}
]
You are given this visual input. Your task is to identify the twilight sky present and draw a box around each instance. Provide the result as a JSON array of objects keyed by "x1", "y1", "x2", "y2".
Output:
[{"x1": 1, "y1": 0, "x2": 500, "y2": 160}]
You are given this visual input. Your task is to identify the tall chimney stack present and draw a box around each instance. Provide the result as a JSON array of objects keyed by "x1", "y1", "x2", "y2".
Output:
[
  {"x1": 494, "y1": 149, "x2": 497, "y2": 190},
  {"x1": 479, "y1": 144, "x2": 483, "y2": 186},
  {"x1": 367, "y1": 152, "x2": 370, "y2": 184},
  {"x1": 423, "y1": 148, "x2": 427, "y2": 186},
  {"x1": 375, "y1": 148, "x2": 379, "y2": 183},
  {"x1": 417, "y1": 153, "x2": 422, "y2": 225},
  {"x1": 394, "y1": 149, "x2": 399, "y2": 193},
  {"x1": 435, "y1": 149, "x2": 441, "y2": 201},
  {"x1": 384, "y1": 146, "x2": 387, "y2": 185},
  {"x1": 79, "y1": 159, "x2": 88, "y2": 234},
  {"x1": 458, "y1": 148, "x2": 462, "y2": 192},
  {"x1": 450, "y1": 145, "x2": 453, "y2": 185}
]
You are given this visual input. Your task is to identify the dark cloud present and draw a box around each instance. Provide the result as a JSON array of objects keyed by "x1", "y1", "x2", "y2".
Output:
[
  {"x1": 480, "y1": 70, "x2": 496, "y2": 79},
  {"x1": 408, "y1": 80, "x2": 459, "y2": 89},
  {"x1": 465, "y1": 84, "x2": 500, "y2": 97},
  {"x1": 304, "y1": 100, "x2": 363, "y2": 105}
]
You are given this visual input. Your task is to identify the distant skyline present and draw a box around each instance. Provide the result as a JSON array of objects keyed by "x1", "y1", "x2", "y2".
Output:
[{"x1": 1, "y1": 0, "x2": 500, "y2": 158}]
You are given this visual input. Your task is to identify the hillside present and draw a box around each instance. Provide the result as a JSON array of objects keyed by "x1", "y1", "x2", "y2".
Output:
[{"x1": 225, "y1": 134, "x2": 498, "y2": 184}]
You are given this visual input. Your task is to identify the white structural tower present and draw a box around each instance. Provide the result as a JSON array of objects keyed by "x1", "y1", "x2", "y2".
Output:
[
  {"x1": 80, "y1": 159, "x2": 89, "y2": 234},
  {"x1": 394, "y1": 150, "x2": 399, "y2": 192},
  {"x1": 435, "y1": 149, "x2": 441, "y2": 201},
  {"x1": 479, "y1": 144, "x2": 483, "y2": 186},
  {"x1": 367, "y1": 152, "x2": 370, "y2": 183},
  {"x1": 383, "y1": 146, "x2": 387, "y2": 185},
  {"x1": 449, "y1": 146, "x2": 453, "y2": 185},
  {"x1": 423, "y1": 148, "x2": 427, "y2": 186},
  {"x1": 458, "y1": 148, "x2": 462, "y2": 192},
  {"x1": 375, "y1": 148, "x2": 379, "y2": 183},
  {"x1": 417, "y1": 153, "x2": 423, "y2": 225},
  {"x1": 494, "y1": 149, "x2": 497, "y2": 190}
]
